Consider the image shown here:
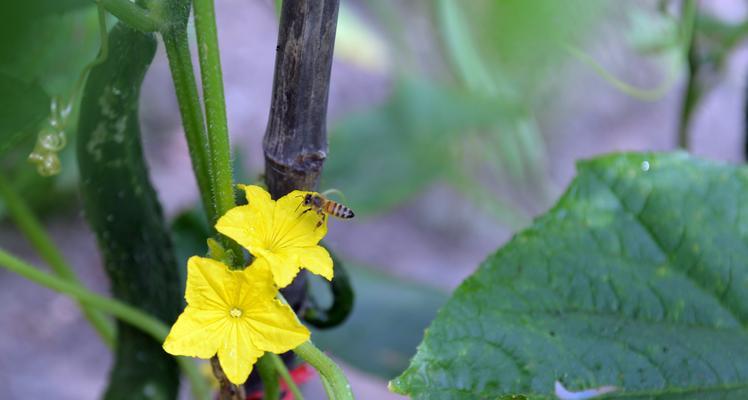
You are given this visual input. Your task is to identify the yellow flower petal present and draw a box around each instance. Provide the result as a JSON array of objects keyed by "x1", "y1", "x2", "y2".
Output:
[
  {"x1": 298, "y1": 245, "x2": 334, "y2": 281},
  {"x1": 215, "y1": 186, "x2": 336, "y2": 288},
  {"x1": 185, "y1": 256, "x2": 236, "y2": 309},
  {"x1": 215, "y1": 206, "x2": 267, "y2": 252},
  {"x1": 256, "y1": 248, "x2": 302, "y2": 288},
  {"x1": 273, "y1": 190, "x2": 328, "y2": 248},
  {"x1": 236, "y1": 258, "x2": 279, "y2": 307},
  {"x1": 238, "y1": 184, "x2": 273, "y2": 215},
  {"x1": 266, "y1": 245, "x2": 332, "y2": 285},
  {"x1": 163, "y1": 306, "x2": 227, "y2": 358},
  {"x1": 217, "y1": 321, "x2": 264, "y2": 385},
  {"x1": 164, "y1": 253, "x2": 311, "y2": 386},
  {"x1": 245, "y1": 300, "x2": 310, "y2": 354}
]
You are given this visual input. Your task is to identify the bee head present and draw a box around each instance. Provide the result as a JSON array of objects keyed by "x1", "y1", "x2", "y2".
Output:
[{"x1": 303, "y1": 193, "x2": 313, "y2": 206}]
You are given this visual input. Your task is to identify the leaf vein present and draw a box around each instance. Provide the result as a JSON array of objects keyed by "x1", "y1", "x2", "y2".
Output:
[{"x1": 589, "y1": 169, "x2": 745, "y2": 328}]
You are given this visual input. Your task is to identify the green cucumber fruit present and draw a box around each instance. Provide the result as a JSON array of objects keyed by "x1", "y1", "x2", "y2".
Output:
[{"x1": 77, "y1": 22, "x2": 180, "y2": 400}]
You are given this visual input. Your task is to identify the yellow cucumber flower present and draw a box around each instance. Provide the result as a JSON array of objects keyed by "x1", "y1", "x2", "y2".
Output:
[
  {"x1": 163, "y1": 256, "x2": 309, "y2": 384},
  {"x1": 216, "y1": 184, "x2": 333, "y2": 288}
]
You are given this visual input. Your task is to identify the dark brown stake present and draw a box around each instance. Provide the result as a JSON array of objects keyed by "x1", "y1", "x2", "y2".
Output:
[
  {"x1": 254, "y1": 0, "x2": 340, "y2": 396},
  {"x1": 212, "y1": 357, "x2": 246, "y2": 400},
  {"x1": 263, "y1": 0, "x2": 340, "y2": 320},
  {"x1": 263, "y1": 0, "x2": 340, "y2": 197}
]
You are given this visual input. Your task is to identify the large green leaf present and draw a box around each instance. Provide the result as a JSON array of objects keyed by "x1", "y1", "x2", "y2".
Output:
[
  {"x1": 391, "y1": 152, "x2": 748, "y2": 399},
  {"x1": 0, "y1": 73, "x2": 50, "y2": 154}
]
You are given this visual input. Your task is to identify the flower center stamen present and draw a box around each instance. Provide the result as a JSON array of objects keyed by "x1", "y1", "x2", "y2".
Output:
[{"x1": 229, "y1": 307, "x2": 243, "y2": 318}]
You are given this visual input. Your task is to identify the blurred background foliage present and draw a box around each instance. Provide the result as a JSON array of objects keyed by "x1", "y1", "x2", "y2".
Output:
[
  {"x1": 1, "y1": 0, "x2": 100, "y2": 217},
  {"x1": 324, "y1": 0, "x2": 609, "y2": 227},
  {"x1": 4, "y1": 0, "x2": 748, "y2": 395}
]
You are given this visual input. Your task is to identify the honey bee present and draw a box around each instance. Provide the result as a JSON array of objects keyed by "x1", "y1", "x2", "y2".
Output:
[{"x1": 298, "y1": 193, "x2": 354, "y2": 227}]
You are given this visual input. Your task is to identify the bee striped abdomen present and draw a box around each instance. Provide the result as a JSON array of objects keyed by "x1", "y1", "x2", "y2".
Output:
[
  {"x1": 338, "y1": 203, "x2": 354, "y2": 219},
  {"x1": 327, "y1": 201, "x2": 354, "y2": 219},
  {"x1": 303, "y1": 193, "x2": 355, "y2": 223}
]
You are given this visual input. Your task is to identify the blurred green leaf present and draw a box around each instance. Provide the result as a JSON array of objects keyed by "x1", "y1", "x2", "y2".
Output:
[
  {"x1": 0, "y1": 3, "x2": 99, "y2": 96},
  {"x1": 332, "y1": 1, "x2": 606, "y2": 219},
  {"x1": 335, "y1": 2, "x2": 389, "y2": 72},
  {"x1": 171, "y1": 210, "x2": 210, "y2": 267},
  {"x1": 626, "y1": 6, "x2": 681, "y2": 54},
  {"x1": 440, "y1": 0, "x2": 608, "y2": 96},
  {"x1": 0, "y1": 171, "x2": 71, "y2": 220},
  {"x1": 4, "y1": 0, "x2": 90, "y2": 19},
  {"x1": 312, "y1": 264, "x2": 448, "y2": 379},
  {"x1": 0, "y1": 0, "x2": 97, "y2": 210},
  {"x1": 436, "y1": 0, "x2": 498, "y2": 95},
  {"x1": 0, "y1": 73, "x2": 50, "y2": 155},
  {"x1": 323, "y1": 78, "x2": 515, "y2": 215},
  {"x1": 0, "y1": 2, "x2": 102, "y2": 166},
  {"x1": 0, "y1": 144, "x2": 80, "y2": 221},
  {"x1": 392, "y1": 152, "x2": 748, "y2": 399}
]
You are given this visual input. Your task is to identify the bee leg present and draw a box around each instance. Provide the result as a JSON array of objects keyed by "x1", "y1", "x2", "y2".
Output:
[
  {"x1": 315, "y1": 214, "x2": 326, "y2": 229},
  {"x1": 294, "y1": 194, "x2": 307, "y2": 212},
  {"x1": 299, "y1": 207, "x2": 313, "y2": 215}
]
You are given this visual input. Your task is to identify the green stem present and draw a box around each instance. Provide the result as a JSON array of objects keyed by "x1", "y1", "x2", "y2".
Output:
[
  {"x1": 96, "y1": 0, "x2": 163, "y2": 32},
  {"x1": 0, "y1": 176, "x2": 115, "y2": 346},
  {"x1": 565, "y1": 44, "x2": 679, "y2": 101},
  {"x1": 257, "y1": 354, "x2": 281, "y2": 400},
  {"x1": 0, "y1": 248, "x2": 166, "y2": 336},
  {"x1": 321, "y1": 377, "x2": 335, "y2": 400},
  {"x1": 436, "y1": 0, "x2": 497, "y2": 95},
  {"x1": 162, "y1": 27, "x2": 217, "y2": 222},
  {"x1": 192, "y1": 0, "x2": 244, "y2": 265},
  {"x1": 681, "y1": 0, "x2": 698, "y2": 49},
  {"x1": 276, "y1": 293, "x2": 351, "y2": 399},
  {"x1": 269, "y1": 353, "x2": 304, "y2": 400},
  {"x1": 565, "y1": 1, "x2": 699, "y2": 103},
  {"x1": 0, "y1": 249, "x2": 210, "y2": 400},
  {"x1": 677, "y1": 0, "x2": 699, "y2": 149},
  {"x1": 294, "y1": 341, "x2": 353, "y2": 400},
  {"x1": 193, "y1": 0, "x2": 235, "y2": 219},
  {"x1": 678, "y1": 41, "x2": 699, "y2": 150}
]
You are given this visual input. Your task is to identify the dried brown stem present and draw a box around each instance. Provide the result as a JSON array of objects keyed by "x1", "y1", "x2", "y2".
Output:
[
  {"x1": 260, "y1": 0, "x2": 340, "y2": 393},
  {"x1": 263, "y1": 0, "x2": 340, "y2": 198},
  {"x1": 211, "y1": 357, "x2": 246, "y2": 400}
]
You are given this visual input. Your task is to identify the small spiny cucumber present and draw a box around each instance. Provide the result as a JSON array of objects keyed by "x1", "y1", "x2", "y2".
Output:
[{"x1": 77, "y1": 22, "x2": 180, "y2": 400}]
